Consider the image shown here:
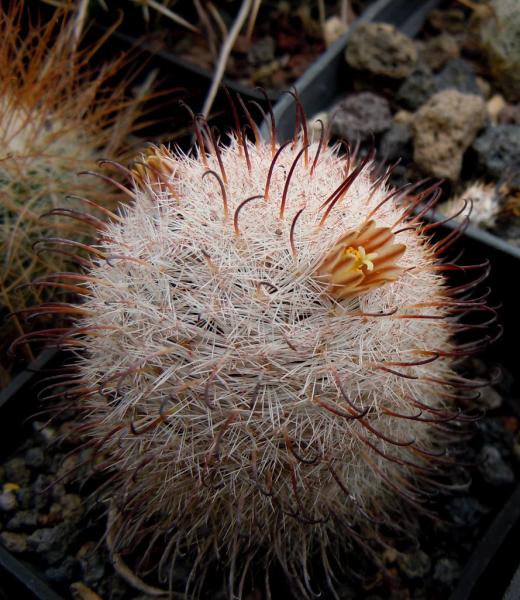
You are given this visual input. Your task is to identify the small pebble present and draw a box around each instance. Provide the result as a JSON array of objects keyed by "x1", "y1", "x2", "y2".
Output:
[
  {"x1": 61, "y1": 494, "x2": 83, "y2": 521},
  {"x1": 28, "y1": 522, "x2": 75, "y2": 565},
  {"x1": 32, "y1": 474, "x2": 52, "y2": 511},
  {"x1": 498, "y1": 103, "x2": 520, "y2": 125},
  {"x1": 383, "y1": 547, "x2": 399, "y2": 564},
  {"x1": 39, "y1": 502, "x2": 64, "y2": 527},
  {"x1": 433, "y1": 557, "x2": 461, "y2": 587},
  {"x1": 380, "y1": 123, "x2": 412, "y2": 163},
  {"x1": 447, "y1": 496, "x2": 488, "y2": 528},
  {"x1": 477, "y1": 386, "x2": 503, "y2": 410},
  {"x1": 96, "y1": 574, "x2": 133, "y2": 600},
  {"x1": 396, "y1": 62, "x2": 437, "y2": 110},
  {"x1": 478, "y1": 444, "x2": 515, "y2": 487},
  {"x1": 487, "y1": 94, "x2": 508, "y2": 124},
  {"x1": 25, "y1": 447, "x2": 45, "y2": 469},
  {"x1": 6, "y1": 510, "x2": 39, "y2": 531},
  {"x1": 45, "y1": 556, "x2": 81, "y2": 584},
  {"x1": 2, "y1": 482, "x2": 18, "y2": 493},
  {"x1": 51, "y1": 483, "x2": 67, "y2": 502},
  {"x1": 78, "y1": 541, "x2": 106, "y2": 586},
  {"x1": 247, "y1": 36, "x2": 275, "y2": 66},
  {"x1": 0, "y1": 491, "x2": 18, "y2": 512},
  {"x1": 412, "y1": 90, "x2": 486, "y2": 181},
  {"x1": 428, "y1": 8, "x2": 467, "y2": 34},
  {"x1": 346, "y1": 22, "x2": 417, "y2": 79},
  {"x1": 330, "y1": 91, "x2": 392, "y2": 142},
  {"x1": 476, "y1": 417, "x2": 515, "y2": 452},
  {"x1": 434, "y1": 58, "x2": 481, "y2": 96},
  {"x1": 70, "y1": 582, "x2": 103, "y2": 600},
  {"x1": 0, "y1": 531, "x2": 28, "y2": 553},
  {"x1": 323, "y1": 16, "x2": 348, "y2": 48},
  {"x1": 3, "y1": 458, "x2": 31, "y2": 486},
  {"x1": 397, "y1": 550, "x2": 431, "y2": 579},
  {"x1": 473, "y1": 124, "x2": 520, "y2": 180},
  {"x1": 421, "y1": 33, "x2": 460, "y2": 71},
  {"x1": 15, "y1": 486, "x2": 32, "y2": 511},
  {"x1": 394, "y1": 110, "x2": 413, "y2": 126},
  {"x1": 476, "y1": 77, "x2": 492, "y2": 99},
  {"x1": 479, "y1": 0, "x2": 520, "y2": 101}
]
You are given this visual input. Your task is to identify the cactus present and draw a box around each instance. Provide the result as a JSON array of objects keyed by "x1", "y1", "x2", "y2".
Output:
[
  {"x1": 0, "y1": 2, "x2": 149, "y2": 375},
  {"x1": 30, "y1": 105, "x2": 494, "y2": 598},
  {"x1": 438, "y1": 182, "x2": 500, "y2": 229}
]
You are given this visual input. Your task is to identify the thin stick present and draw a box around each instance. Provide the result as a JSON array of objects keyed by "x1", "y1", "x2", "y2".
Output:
[
  {"x1": 71, "y1": 0, "x2": 89, "y2": 51},
  {"x1": 201, "y1": 0, "x2": 253, "y2": 120},
  {"x1": 245, "y1": 0, "x2": 262, "y2": 42},
  {"x1": 207, "y1": 2, "x2": 228, "y2": 39},
  {"x1": 194, "y1": 0, "x2": 218, "y2": 61},
  {"x1": 106, "y1": 504, "x2": 181, "y2": 597},
  {"x1": 135, "y1": 0, "x2": 199, "y2": 33}
]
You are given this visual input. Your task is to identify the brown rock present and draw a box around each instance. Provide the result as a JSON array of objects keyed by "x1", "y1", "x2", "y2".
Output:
[
  {"x1": 70, "y1": 582, "x2": 102, "y2": 600},
  {"x1": 421, "y1": 33, "x2": 460, "y2": 71},
  {"x1": 323, "y1": 16, "x2": 348, "y2": 48},
  {"x1": 0, "y1": 531, "x2": 28, "y2": 553},
  {"x1": 488, "y1": 94, "x2": 507, "y2": 123},
  {"x1": 412, "y1": 90, "x2": 487, "y2": 181},
  {"x1": 428, "y1": 8, "x2": 466, "y2": 34},
  {"x1": 345, "y1": 22, "x2": 417, "y2": 79},
  {"x1": 394, "y1": 110, "x2": 413, "y2": 126}
]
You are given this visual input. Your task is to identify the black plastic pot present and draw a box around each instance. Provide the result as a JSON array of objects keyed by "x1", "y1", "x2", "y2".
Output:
[
  {"x1": 0, "y1": 543, "x2": 62, "y2": 600},
  {"x1": 451, "y1": 481, "x2": 520, "y2": 600},
  {"x1": 0, "y1": 349, "x2": 64, "y2": 600}
]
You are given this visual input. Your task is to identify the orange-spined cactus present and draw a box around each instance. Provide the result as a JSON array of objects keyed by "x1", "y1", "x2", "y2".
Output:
[{"x1": 0, "y1": 2, "x2": 149, "y2": 376}]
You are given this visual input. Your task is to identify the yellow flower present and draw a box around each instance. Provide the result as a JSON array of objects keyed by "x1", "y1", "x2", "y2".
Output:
[
  {"x1": 344, "y1": 245, "x2": 378, "y2": 272},
  {"x1": 317, "y1": 220, "x2": 406, "y2": 300}
]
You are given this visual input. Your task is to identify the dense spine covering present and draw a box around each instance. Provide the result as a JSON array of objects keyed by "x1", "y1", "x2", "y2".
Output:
[{"x1": 21, "y1": 98, "x2": 497, "y2": 598}]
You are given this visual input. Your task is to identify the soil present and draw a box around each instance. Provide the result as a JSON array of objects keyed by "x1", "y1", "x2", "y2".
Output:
[{"x1": 98, "y1": 0, "x2": 375, "y2": 96}]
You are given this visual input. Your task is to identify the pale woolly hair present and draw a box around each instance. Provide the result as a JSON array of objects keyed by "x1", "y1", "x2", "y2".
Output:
[{"x1": 31, "y1": 117, "x2": 492, "y2": 598}]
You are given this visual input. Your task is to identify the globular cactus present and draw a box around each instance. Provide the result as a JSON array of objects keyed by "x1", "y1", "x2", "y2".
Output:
[
  {"x1": 438, "y1": 182, "x2": 500, "y2": 229},
  {"x1": 31, "y1": 104, "x2": 495, "y2": 598},
  {"x1": 0, "y1": 2, "x2": 148, "y2": 373}
]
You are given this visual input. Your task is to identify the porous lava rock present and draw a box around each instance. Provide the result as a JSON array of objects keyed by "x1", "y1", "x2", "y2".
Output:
[{"x1": 411, "y1": 90, "x2": 486, "y2": 180}]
